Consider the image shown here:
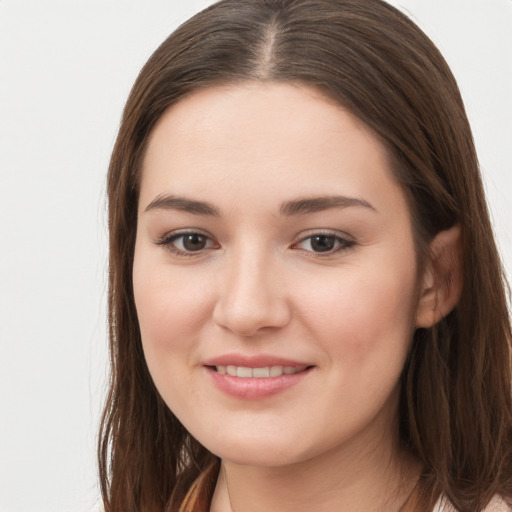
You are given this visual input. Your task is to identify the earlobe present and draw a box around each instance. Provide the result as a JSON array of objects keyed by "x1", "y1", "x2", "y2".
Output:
[{"x1": 415, "y1": 224, "x2": 463, "y2": 328}]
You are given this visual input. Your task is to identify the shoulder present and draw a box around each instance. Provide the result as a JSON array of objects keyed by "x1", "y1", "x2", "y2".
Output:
[{"x1": 433, "y1": 495, "x2": 512, "y2": 512}]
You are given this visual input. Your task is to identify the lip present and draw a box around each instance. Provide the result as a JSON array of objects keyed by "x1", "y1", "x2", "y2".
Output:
[
  {"x1": 203, "y1": 354, "x2": 314, "y2": 400},
  {"x1": 203, "y1": 354, "x2": 310, "y2": 368}
]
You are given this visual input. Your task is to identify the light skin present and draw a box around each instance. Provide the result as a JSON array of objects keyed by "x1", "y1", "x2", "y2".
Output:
[{"x1": 133, "y1": 82, "x2": 461, "y2": 511}]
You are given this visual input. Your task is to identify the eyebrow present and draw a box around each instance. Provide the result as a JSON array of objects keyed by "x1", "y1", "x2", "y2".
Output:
[
  {"x1": 143, "y1": 193, "x2": 376, "y2": 216},
  {"x1": 280, "y1": 195, "x2": 376, "y2": 216},
  {"x1": 144, "y1": 194, "x2": 220, "y2": 216}
]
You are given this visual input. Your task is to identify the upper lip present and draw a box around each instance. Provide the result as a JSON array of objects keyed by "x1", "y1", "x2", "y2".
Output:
[{"x1": 203, "y1": 354, "x2": 312, "y2": 368}]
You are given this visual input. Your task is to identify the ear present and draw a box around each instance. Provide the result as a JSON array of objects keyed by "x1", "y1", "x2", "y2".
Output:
[{"x1": 415, "y1": 224, "x2": 463, "y2": 328}]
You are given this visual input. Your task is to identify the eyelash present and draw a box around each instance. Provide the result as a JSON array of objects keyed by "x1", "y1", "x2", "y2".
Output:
[
  {"x1": 155, "y1": 230, "x2": 218, "y2": 257},
  {"x1": 155, "y1": 230, "x2": 355, "y2": 257},
  {"x1": 291, "y1": 231, "x2": 355, "y2": 256}
]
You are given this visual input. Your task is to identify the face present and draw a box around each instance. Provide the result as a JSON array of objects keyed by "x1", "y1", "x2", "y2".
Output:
[{"x1": 133, "y1": 83, "x2": 422, "y2": 467}]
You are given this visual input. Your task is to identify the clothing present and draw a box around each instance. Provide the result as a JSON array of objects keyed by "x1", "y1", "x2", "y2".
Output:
[
  {"x1": 179, "y1": 462, "x2": 512, "y2": 512},
  {"x1": 92, "y1": 464, "x2": 512, "y2": 511},
  {"x1": 432, "y1": 494, "x2": 511, "y2": 512}
]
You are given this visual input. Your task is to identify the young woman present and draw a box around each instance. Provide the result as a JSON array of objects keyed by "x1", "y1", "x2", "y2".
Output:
[{"x1": 98, "y1": 1, "x2": 512, "y2": 510}]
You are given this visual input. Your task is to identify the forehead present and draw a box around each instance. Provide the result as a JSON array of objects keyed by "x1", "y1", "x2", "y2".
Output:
[{"x1": 139, "y1": 82, "x2": 406, "y2": 219}]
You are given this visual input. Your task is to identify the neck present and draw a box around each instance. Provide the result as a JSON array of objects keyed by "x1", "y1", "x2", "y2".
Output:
[{"x1": 210, "y1": 425, "x2": 421, "y2": 512}]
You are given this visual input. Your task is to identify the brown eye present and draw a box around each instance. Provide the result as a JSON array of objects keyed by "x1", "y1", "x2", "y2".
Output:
[
  {"x1": 157, "y1": 231, "x2": 217, "y2": 255},
  {"x1": 293, "y1": 232, "x2": 354, "y2": 254},
  {"x1": 182, "y1": 233, "x2": 207, "y2": 251},
  {"x1": 310, "y1": 235, "x2": 336, "y2": 252}
]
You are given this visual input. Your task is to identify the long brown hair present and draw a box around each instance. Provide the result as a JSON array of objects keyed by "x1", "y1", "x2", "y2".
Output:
[{"x1": 99, "y1": 1, "x2": 512, "y2": 510}]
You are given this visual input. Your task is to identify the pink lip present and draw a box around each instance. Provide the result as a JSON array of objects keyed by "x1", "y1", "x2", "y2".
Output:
[
  {"x1": 203, "y1": 354, "x2": 310, "y2": 368},
  {"x1": 203, "y1": 353, "x2": 314, "y2": 400}
]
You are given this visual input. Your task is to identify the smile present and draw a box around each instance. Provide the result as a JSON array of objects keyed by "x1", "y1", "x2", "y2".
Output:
[
  {"x1": 215, "y1": 365, "x2": 305, "y2": 378},
  {"x1": 205, "y1": 358, "x2": 314, "y2": 399}
]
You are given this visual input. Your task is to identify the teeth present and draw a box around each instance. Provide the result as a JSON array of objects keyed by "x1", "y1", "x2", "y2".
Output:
[
  {"x1": 252, "y1": 367, "x2": 270, "y2": 378},
  {"x1": 215, "y1": 365, "x2": 302, "y2": 378},
  {"x1": 270, "y1": 365, "x2": 283, "y2": 377},
  {"x1": 236, "y1": 366, "x2": 253, "y2": 378}
]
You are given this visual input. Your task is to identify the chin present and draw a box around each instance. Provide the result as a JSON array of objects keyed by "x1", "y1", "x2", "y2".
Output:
[
  {"x1": 194, "y1": 428, "x2": 318, "y2": 468},
  {"x1": 214, "y1": 445, "x2": 303, "y2": 467}
]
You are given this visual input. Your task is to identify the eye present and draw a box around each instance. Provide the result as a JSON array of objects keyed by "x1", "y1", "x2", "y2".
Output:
[
  {"x1": 293, "y1": 232, "x2": 354, "y2": 254},
  {"x1": 156, "y1": 230, "x2": 218, "y2": 256}
]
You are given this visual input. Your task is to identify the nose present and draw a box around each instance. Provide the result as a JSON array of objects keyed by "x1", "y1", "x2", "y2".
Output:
[{"x1": 212, "y1": 248, "x2": 291, "y2": 337}]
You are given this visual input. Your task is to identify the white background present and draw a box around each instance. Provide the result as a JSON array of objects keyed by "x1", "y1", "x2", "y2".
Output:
[{"x1": 0, "y1": 1, "x2": 510, "y2": 511}]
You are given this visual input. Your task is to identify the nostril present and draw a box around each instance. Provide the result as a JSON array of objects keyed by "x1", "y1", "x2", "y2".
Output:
[
  {"x1": 211, "y1": 260, "x2": 292, "y2": 336},
  {"x1": 212, "y1": 297, "x2": 291, "y2": 337}
]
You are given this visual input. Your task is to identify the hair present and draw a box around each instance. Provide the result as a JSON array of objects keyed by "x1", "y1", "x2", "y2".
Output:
[{"x1": 99, "y1": 1, "x2": 512, "y2": 511}]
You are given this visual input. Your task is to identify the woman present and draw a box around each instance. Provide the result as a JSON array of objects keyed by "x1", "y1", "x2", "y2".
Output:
[{"x1": 98, "y1": 0, "x2": 512, "y2": 510}]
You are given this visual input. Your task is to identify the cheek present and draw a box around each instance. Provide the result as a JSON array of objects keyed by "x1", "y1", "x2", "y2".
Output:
[
  {"x1": 132, "y1": 251, "x2": 214, "y2": 367},
  {"x1": 132, "y1": 260, "x2": 216, "y2": 418},
  {"x1": 297, "y1": 262, "x2": 418, "y2": 365}
]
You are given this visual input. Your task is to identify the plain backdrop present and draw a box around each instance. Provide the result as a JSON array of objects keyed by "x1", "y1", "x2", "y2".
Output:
[{"x1": 0, "y1": 1, "x2": 510, "y2": 511}]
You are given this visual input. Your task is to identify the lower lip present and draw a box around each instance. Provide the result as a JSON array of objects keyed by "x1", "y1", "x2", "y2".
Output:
[{"x1": 205, "y1": 366, "x2": 313, "y2": 400}]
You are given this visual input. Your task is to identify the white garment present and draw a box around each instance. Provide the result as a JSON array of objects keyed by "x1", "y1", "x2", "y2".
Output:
[{"x1": 433, "y1": 494, "x2": 512, "y2": 512}]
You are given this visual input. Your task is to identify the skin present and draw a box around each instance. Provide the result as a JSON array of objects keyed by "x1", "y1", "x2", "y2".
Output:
[{"x1": 133, "y1": 82, "x2": 430, "y2": 511}]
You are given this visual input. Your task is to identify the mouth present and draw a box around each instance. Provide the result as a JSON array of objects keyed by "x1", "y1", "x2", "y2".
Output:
[
  {"x1": 204, "y1": 357, "x2": 315, "y2": 399},
  {"x1": 211, "y1": 365, "x2": 308, "y2": 378}
]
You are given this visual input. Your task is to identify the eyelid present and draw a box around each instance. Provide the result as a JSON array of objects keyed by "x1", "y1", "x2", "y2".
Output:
[
  {"x1": 155, "y1": 229, "x2": 219, "y2": 256},
  {"x1": 291, "y1": 229, "x2": 355, "y2": 255},
  {"x1": 154, "y1": 228, "x2": 354, "y2": 257}
]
